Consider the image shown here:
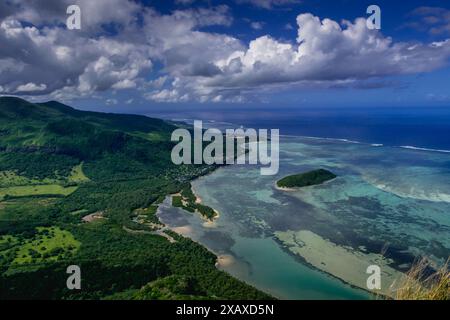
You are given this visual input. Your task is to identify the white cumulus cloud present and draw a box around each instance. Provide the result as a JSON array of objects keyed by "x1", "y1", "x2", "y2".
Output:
[
  {"x1": 1, "y1": 1, "x2": 450, "y2": 104},
  {"x1": 16, "y1": 83, "x2": 47, "y2": 92}
]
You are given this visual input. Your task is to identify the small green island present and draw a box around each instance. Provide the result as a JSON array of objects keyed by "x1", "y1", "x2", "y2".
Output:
[{"x1": 277, "y1": 169, "x2": 337, "y2": 189}]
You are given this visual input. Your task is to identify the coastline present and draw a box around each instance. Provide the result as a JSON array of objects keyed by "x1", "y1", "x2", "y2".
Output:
[
  {"x1": 160, "y1": 172, "x2": 376, "y2": 300},
  {"x1": 156, "y1": 124, "x2": 443, "y2": 300},
  {"x1": 157, "y1": 193, "x2": 236, "y2": 270},
  {"x1": 159, "y1": 166, "x2": 380, "y2": 300},
  {"x1": 159, "y1": 190, "x2": 380, "y2": 300},
  {"x1": 158, "y1": 167, "x2": 224, "y2": 261}
]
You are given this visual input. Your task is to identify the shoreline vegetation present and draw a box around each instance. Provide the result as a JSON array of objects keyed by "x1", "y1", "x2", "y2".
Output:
[
  {"x1": 276, "y1": 169, "x2": 337, "y2": 190},
  {"x1": 171, "y1": 183, "x2": 219, "y2": 221},
  {"x1": 395, "y1": 259, "x2": 449, "y2": 300}
]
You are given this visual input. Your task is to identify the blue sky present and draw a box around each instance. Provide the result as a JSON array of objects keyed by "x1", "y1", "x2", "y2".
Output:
[{"x1": 1, "y1": 0, "x2": 450, "y2": 112}]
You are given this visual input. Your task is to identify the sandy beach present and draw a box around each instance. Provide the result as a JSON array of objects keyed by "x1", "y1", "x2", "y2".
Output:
[
  {"x1": 274, "y1": 183, "x2": 297, "y2": 192},
  {"x1": 172, "y1": 225, "x2": 194, "y2": 236},
  {"x1": 215, "y1": 254, "x2": 235, "y2": 268}
]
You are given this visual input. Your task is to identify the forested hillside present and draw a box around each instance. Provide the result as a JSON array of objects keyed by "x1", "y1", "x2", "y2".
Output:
[{"x1": 0, "y1": 97, "x2": 270, "y2": 300}]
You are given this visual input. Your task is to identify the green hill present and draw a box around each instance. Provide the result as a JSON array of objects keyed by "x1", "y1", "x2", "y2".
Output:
[{"x1": 0, "y1": 97, "x2": 270, "y2": 300}]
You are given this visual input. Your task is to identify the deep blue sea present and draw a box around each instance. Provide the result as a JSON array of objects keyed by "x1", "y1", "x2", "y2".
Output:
[{"x1": 146, "y1": 106, "x2": 450, "y2": 151}]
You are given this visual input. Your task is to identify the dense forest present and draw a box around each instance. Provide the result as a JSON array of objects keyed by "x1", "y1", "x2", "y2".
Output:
[{"x1": 0, "y1": 97, "x2": 271, "y2": 300}]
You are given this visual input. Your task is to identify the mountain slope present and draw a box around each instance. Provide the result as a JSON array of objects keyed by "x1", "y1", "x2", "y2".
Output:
[{"x1": 0, "y1": 97, "x2": 270, "y2": 300}]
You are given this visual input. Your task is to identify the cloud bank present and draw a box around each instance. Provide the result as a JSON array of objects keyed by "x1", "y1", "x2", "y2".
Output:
[{"x1": 1, "y1": 1, "x2": 450, "y2": 103}]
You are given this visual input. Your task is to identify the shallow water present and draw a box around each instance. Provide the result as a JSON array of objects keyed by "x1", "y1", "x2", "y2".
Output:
[{"x1": 158, "y1": 136, "x2": 450, "y2": 299}]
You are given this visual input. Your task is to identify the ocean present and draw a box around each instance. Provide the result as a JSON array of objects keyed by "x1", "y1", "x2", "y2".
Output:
[
  {"x1": 148, "y1": 106, "x2": 450, "y2": 151},
  {"x1": 152, "y1": 106, "x2": 450, "y2": 299}
]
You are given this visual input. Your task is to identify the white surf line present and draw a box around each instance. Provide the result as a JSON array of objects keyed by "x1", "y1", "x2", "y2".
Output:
[
  {"x1": 399, "y1": 145, "x2": 450, "y2": 154},
  {"x1": 279, "y1": 134, "x2": 383, "y2": 146},
  {"x1": 281, "y1": 134, "x2": 450, "y2": 154}
]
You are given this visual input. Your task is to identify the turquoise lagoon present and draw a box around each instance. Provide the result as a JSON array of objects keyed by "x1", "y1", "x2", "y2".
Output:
[{"x1": 158, "y1": 136, "x2": 450, "y2": 299}]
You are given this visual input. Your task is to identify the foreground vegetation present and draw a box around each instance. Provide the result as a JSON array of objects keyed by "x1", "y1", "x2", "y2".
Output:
[
  {"x1": 277, "y1": 169, "x2": 337, "y2": 189},
  {"x1": 395, "y1": 259, "x2": 449, "y2": 300},
  {"x1": 0, "y1": 97, "x2": 270, "y2": 300}
]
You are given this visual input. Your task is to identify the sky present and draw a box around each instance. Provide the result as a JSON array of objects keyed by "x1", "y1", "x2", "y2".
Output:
[{"x1": 1, "y1": 0, "x2": 450, "y2": 112}]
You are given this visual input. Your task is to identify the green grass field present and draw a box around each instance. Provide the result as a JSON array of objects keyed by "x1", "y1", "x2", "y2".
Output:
[
  {"x1": 68, "y1": 163, "x2": 90, "y2": 183},
  {"x1": 0, "y1": 184, "x2": 77, "y2": 200},
  {"x1": 13, "y1": 226, "x2": 80, "y2": 264},
  {"x1": 0, "y1": 164, "x2": 88, "y2": 200},
  {"x1": 0, "y1": 226, "x2": 80, "y2": 273},
  {"x1": 0, "y1": 170, "x2": 59, "y2": 187}
]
